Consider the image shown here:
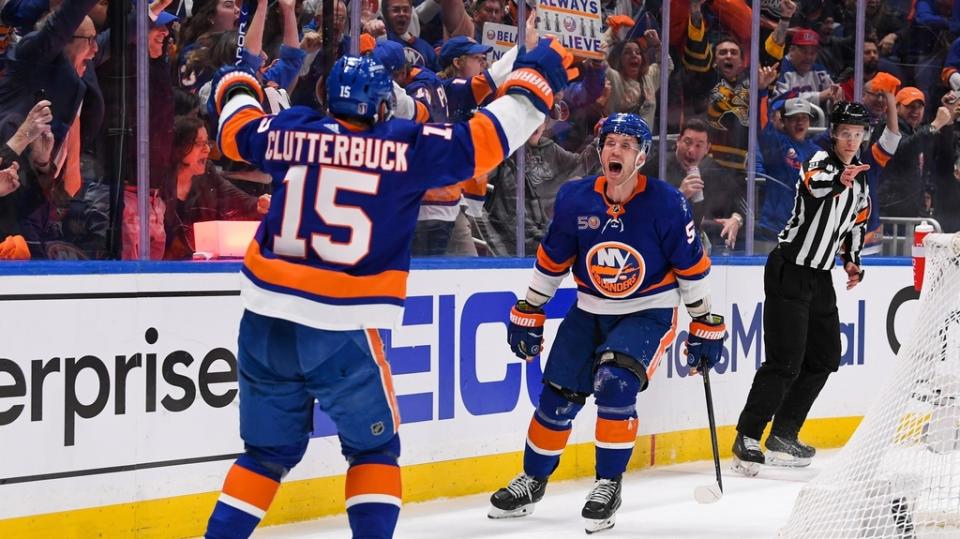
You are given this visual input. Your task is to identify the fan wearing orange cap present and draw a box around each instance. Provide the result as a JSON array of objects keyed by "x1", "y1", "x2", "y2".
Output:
[
  {"x1": 876, "y1": 86, "x2": 955, "y2": 218},
  {"x1": 895, "y1": 87, "x2": 927, "y2": 130}
]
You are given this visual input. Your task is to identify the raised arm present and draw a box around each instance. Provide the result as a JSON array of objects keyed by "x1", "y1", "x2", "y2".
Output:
[
  {"x1": 440, "y1": 0, "x2": 473, "y2": 38},
  {"x1": 244, "y1": 0, "x2": 269, "y2": 57},
  {"x1": 15, "y1": 0, "x2": 100, "y2": 64},
  {"x1": 260, "y1": 0, "x2": 307, "y2": 89},
  {"x1": 407, "y1": 37, "x2": 575, "y2": 190}
]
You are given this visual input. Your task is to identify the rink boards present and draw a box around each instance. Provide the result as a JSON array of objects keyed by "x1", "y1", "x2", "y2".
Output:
[{"x1": 0, "y1": 259, "x2": 917, "y2": 537}]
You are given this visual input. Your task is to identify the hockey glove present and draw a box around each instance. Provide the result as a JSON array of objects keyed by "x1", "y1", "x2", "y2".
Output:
[
  {"x1": 207, "y1": 65, "x2": 265, "y2": 120},
  {"x1": 685, "y1": 314, "x2": 727, "y2": 371},
  {"x1": 500, "y1": 36, "x2": 573, "y2": 115},
  {"x1": 508, "y1": 300, "x2": 546, "y2": 360}
]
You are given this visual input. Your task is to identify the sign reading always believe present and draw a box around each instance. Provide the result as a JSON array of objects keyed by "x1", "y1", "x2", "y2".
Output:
[
  {"x1": 536, "y1": 0, "x2": 603, "y2": 59},
  {"x1": 482, "y1": 1, "x2": 604, "y2": 61}
]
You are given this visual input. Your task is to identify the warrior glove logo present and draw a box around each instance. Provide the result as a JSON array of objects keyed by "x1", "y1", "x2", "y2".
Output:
[{"x1": 586, "y1": 241, "x2": 645, "y2": 298}]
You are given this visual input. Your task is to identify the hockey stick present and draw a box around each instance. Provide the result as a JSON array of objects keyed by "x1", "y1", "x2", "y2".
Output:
[
  {"x1": 694, "y1": 362, "x2": 724, "y2": 504},
  {"x1": 234, "y1": 0, "x2": 251, "y2": 65}
]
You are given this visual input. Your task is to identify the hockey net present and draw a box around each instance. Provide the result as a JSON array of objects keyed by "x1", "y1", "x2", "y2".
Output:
[{"x1": 780, "y1": 233, "x2": 960, "y2": 538}]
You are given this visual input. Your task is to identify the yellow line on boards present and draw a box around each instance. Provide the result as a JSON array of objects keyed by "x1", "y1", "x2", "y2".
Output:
[{"x1": 0, "y1": 416, "x2": 861, "y2": 538}]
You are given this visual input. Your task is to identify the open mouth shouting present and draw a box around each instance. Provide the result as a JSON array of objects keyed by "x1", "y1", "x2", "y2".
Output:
[
  {"x1": 719, "y1": 59, "x2": 737, "y2": 79},
  {"x1": 607, "y1": 159, "x2": 625, "y2": 180}
]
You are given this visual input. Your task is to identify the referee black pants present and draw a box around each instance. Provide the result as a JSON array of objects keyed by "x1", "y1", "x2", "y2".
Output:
[{"x1": 736, "y1": 247, "x2": 842, "y2": 441}]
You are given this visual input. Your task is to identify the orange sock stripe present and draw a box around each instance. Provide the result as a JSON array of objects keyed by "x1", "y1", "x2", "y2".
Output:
[
  {"x1": 221, "y1": 464, "x2": 280, "y2": 511},
  {"x1": 365, "y1": 329, "x2": 401, "y2": 432},
  {"x1": 345, "y1": 463, "x2": 402, "y2": 500},
  {"x1": 596, "y1": 417, "x2": 638, "y2": 444},
  {"x1": 527, "y1": 416, "x2": 572, "y2": 452}
]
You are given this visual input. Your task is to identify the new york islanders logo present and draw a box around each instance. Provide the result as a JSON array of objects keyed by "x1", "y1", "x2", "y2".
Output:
[{"x1": 586, "y1": 242, "x2": 645, "y2": 298}]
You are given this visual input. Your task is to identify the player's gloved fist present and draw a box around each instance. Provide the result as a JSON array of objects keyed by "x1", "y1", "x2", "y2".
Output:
[
  {"x1": 508, "y1": 300, "x2": 546, "y2": 361},
  {"x1": 208, "y1": 65, "x2": 266, "y2": 118},
  {"x1": 501, "y1": 36, "x2": 574, "y2": 115},
  {"x1": 685, "y1": 314, "x2": 727, "y2": 372}
]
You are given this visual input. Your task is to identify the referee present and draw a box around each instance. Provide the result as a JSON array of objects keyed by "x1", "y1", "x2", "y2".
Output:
[{"x1": 731, "y1": 102, "x2": 874, "y2": 475}]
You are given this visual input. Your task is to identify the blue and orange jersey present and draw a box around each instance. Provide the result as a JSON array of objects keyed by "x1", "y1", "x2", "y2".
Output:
[
  {"x1": 215, "y1": 90, "x2": 539, "y2": 329},
  {"x1": 443, "y1": 71, "x2": 497, "y2": 121},
  {"x1": 529, "y1": 175, "x2": 712, "y2": 315},
  {"x1": 406, "y1": 67, "x2": 448, "y2": 123},
  {"x1": 863, "y1": 126, "x2": 901, "y2": 234},
  {"x1": 416, "y1": 71, "x2": 499, "y2": 220},
  {"x1": 405, "y1": 67, "x2": 464, "y2": 221}
]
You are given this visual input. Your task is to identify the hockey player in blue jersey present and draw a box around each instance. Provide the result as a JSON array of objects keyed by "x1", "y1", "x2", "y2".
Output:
[
  {"x1": 201, "y1": 37, "x2": 575, "y2": 539},
  {"x1": 487, "y1": 114, "x2": 727, "y2": 534}
]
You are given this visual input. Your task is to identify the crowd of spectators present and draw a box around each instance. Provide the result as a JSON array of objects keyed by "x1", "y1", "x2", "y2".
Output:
[{"x1": 0, "y1": 0, "x2": 957, "y2": 260}]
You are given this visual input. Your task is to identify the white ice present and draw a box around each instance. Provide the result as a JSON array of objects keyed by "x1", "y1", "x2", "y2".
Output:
[{"x1": 257, "y1": 451, "x2": 838, "y2": 538}]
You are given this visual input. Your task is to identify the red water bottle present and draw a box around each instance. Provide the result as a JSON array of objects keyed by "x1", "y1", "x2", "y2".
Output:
[{"x1": 913, "y1": 221, "x2": 934, "y2": 292}]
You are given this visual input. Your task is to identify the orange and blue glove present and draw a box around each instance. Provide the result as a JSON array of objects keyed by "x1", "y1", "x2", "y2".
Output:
[
  {"x1": 207, "y1": 65, "x2": 265, "y2": 121},
  {"x1": 508, "y1": 300, "x2": 546, "y2": 360},
  {"x1": 500, "y1": 36, "x2": 574, "y2": 115},
  {"x1": 686, "y1": 314, "x2": 728, "y2": 371}
]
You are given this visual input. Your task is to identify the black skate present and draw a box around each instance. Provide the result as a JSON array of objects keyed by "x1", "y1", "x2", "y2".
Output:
[
  {"x1": 765, "y1": 434, "x2": 815, "y2": 467},
  {"x1": 488, "y1": 473, "x2": 547, "y2": 519},
  {"x1": 582, "y1": 476, "x2": 622, "y2": 534},
  {"x1": 731, "y1": 433, "x2": 764, "y2": 477}
]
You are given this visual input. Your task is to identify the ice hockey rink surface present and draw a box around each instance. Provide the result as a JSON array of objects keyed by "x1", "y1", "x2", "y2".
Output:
[{"x1": 257, "y1": 451, "x2": 837, "y2": 538}]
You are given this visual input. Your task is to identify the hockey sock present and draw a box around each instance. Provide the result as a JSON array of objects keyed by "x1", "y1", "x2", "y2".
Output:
[
  {"x1": 594, "y1": 364, "x2": 640, "y2": 479},
  {"x1": 205, "y1": 442, "x2": 306, "y2": 539},
  {"x1": 344, "y1": 435, "x2": 403, "y2": 539},
  {"x1": 205, "y1": 454, "x2": 283, "y2": 539},
  {"x1": 524, "y1": 384, "x2": 583, "y2": 479}
]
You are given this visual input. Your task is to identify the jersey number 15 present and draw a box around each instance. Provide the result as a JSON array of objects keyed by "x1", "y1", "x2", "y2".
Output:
[{"x1": 272, "y1": 165, "x2": 380, "y2": 265}]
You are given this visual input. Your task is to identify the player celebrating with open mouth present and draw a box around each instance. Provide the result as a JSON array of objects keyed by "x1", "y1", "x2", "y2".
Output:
[{"x1": 488, "y1": 113, "x2": 727, "y2": 534}]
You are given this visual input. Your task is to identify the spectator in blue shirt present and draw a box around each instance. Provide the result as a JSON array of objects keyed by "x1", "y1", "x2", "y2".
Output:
[
  {"x1": 759, "y1": 98, "x2": 821, "y2": 238},
  {"x1": 383, "y1": 0, "x2": 438, "y2": 71}
]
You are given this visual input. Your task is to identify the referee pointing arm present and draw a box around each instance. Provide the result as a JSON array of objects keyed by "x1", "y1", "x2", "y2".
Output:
[{"x1": 731, "y1": 102, "x2": 873, "y2": 474}]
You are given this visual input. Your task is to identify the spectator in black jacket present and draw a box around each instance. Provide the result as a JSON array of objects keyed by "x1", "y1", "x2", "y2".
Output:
[
  {"x1": 0, "y1": 99, "x2": 53, "y2": 256},
  {"x1": 929, "y1": 93, "x2": 960, "y2": 232},
  {"x1": 0, "y1": 0, "x2": 108, "y2": 258},
  {"x1": 0, "y1": 0, "x2": 102, "y2": 159},
  {"x1": 165, "y1": 115, "x2": 268, "y2": 259},
  {"x1": 879, "y1": 87, "x2": 954, "y2": 218}
]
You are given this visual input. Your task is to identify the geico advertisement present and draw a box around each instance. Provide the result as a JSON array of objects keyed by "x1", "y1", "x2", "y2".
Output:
[{"x1": 0, "y1": 265, "x2": 918, "y2": 494}]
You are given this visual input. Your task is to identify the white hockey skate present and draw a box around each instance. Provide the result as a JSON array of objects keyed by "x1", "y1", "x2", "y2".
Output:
[
  {"x1": 582, "y1": 477, "x2": 621, "y2": 534},
  {"x1": 764, "y1": 435, "x2": 814, "y2": 467},
  {"x1": 488, "y1": 473, "x2": 547, "y2": 519},
  {"x1": 731, "y1": 434, "x2": 763, "y2": 477}
]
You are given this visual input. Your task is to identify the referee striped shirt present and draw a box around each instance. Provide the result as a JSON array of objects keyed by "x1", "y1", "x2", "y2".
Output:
[{"x1": 778, "y1": 149, "x2": 870, "y2": 270}]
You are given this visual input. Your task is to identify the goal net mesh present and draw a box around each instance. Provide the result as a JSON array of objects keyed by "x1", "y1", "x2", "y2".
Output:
[{"x1": 780, "y1": 233, "x2": 960, "y2": 538}]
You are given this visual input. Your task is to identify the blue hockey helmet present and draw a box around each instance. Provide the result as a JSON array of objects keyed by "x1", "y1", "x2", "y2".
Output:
[
  {"x1": 597, "y1": 113, "x2": 653, "y2": 156},
  {"x1": 326, "y1": 55, "x2": 394, "y2": 123}
]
